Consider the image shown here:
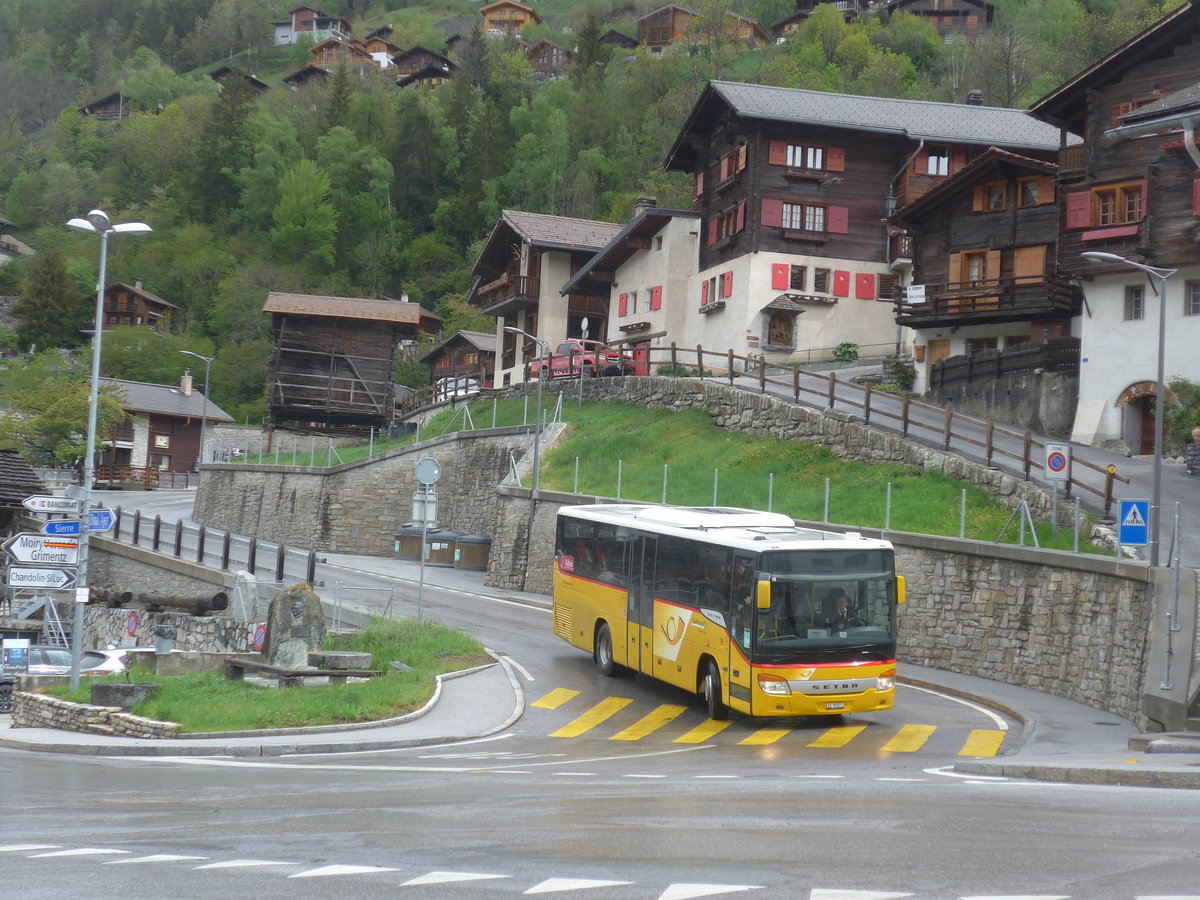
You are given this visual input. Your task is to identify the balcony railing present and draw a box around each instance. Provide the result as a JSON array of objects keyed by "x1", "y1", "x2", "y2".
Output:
[
  {"x1": 930, "y1": 337, "x2": 1080, "y2": 389},
  {"x1": 473, "y1": 274, "x2": 541, "y2": 316},
  {"x1": 895, "y1": 276, "x2": 1080, "y2": 325},
  {"x1": 890, "y1": 233, "x2": 913, "y2": 262},
  {"x1": 1059, "y1": 144, "x2": 1086, "y2": 174}
]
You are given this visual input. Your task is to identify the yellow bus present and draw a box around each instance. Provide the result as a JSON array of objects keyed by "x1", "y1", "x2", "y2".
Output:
[{"x1": 553, "y1": 504, "x2": 906, "y2": 719}]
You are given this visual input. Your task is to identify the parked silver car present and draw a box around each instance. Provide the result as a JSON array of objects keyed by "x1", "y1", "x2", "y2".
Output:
[{"x1": 0, "y1": 644, "x2": 126, "y2": 713}]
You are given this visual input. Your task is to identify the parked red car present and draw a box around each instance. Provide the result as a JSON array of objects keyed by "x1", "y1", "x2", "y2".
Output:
[{"x1": 527, "y1": 339, "x2": 637, "y2": 379}]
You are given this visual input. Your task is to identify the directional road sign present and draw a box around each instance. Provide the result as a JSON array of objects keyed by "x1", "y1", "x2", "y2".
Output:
[
  {"x1": 1043, "y1": 442, "x2": 1072, "y2": 483},
  {"x1": 23, "y1": 495, "x2": 81, "y2": 515},
  {"x1": 2, "y1": 532, "x2": 79, "y2": 566},
  {"x1": 4, "y1": 566, "x2": 77, "y2": 590},
  {"x1": 40, "y1": 508, "x2": 115, "y2": 535},
  {"x1": 1118, "y1": 498, "x2": 1150, "y2": 546}
]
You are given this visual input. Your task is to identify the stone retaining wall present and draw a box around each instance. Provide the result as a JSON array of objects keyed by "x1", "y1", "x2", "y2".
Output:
[{"x1": 10, "y1": 689, "x2": 180, "y2": 738}]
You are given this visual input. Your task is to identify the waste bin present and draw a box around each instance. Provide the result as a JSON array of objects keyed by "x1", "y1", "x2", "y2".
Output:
[
  {"x1": 425, "y1": 529, "x2": 460, "y2": 567},
  {"x1": 394, "y1": 524, "x2": 425, "y2": 559},
  {"x1": 454, "y1": 533, "x2": 492, "y2": 570},
  {"x1": 152, "y1": 626, "x2": 176, "y2": 655}
]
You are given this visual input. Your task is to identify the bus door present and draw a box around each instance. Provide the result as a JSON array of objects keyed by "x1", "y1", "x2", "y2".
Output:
[
  {"x1": 626, "y1": 535, "x2": 656, "y2": 674},
  {"x1": 726, "y1": 554, "x2": 757, "y2": 715}
]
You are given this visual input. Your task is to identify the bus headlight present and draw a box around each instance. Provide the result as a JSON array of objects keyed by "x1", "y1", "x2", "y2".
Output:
[
  {"x1": 758, "y1": 676, "x2": 791, "y2": 695},
  {"x1": 877, "y1": 675, "x2": 895, "y2": 691}
]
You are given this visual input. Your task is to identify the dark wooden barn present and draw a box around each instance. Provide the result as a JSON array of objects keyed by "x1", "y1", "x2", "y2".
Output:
[{"x1": 264, "y1": 292, "x2": 430, "y2": 429}]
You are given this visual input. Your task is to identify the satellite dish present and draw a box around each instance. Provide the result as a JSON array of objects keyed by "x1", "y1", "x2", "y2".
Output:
[{"x1": 415, "y1": 457, "x2": 441, "y2": 485}]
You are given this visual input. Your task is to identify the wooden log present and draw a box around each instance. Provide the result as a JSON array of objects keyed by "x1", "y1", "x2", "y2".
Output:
[
  {"x1": 93, "y1": 587, "x2": 134, "y2": 608},
  {"x1": 138, "y1": 592, "x2": 229, "y2": 615}
]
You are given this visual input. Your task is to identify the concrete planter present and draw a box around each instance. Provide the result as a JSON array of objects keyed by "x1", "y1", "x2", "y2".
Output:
[{"x1": 89, "y1": 682, "x2": 158, "y2": 710}]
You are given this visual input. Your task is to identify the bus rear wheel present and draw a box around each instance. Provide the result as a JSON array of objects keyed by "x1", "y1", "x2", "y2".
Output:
[
  {"x1": 594, "y1": 623, "x2": 616, "y2": 676},
  {"x1": 702, "y1": 660, "x2": 728, "y2": 720}
]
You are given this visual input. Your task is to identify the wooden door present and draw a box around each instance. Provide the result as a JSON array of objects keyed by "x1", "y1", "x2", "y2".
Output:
[{"x1": 928, "y1": 339, "x2": 951, "y2": 366}]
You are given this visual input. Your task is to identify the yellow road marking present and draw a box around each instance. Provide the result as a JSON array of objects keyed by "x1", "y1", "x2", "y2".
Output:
[
  {"x1": 611, "y1": 705, "x2": 688, "y2": 740},
  {"x1": 530, "y1": 688, "x2": 580, "y2": 710},
  {"x1": 738, "y1": 728, "x2": 791, "y2": 746},
  {"x1": 958, "y1": 728, "x2": 1006, "y2": 757},
  {"x1": 808, "y1": 724, "x2": 868, "y2": 748},
  {"x1": 674, "y1": 718, "x2": 734, "y2": 743},
  {"x1": 881, "y1": 724, "x2": 936, "y2": 752},
  {"x1": 549, "y1": 697, "x2": 633, "y2": 738}
]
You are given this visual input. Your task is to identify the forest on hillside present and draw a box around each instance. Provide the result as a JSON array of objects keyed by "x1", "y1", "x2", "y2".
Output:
[{"x1": 0, "y1": 0, "x2": 1179, "y2": 423}]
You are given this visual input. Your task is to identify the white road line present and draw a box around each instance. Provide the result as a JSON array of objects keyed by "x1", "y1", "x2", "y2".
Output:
[
  {"x1": 658, "y1": 883, "x2": 762, "y2": 899},
  {"x1": 30, "y1": 848, "x2": 131, "y2": 858},
  {"x1": 401, "y1": 871, "x2": 509, "y2": 886},
  {"x1": 526, "y1": 877, "x2": 634, "y2": 893},
  {"x1": 901, "y1": 683, "x2": 1009, "y2": 730},
  {"x1": 0, "y1": 844, "x2": 60, "y2": 852},
  {"x1": 194, "y1": 859, "x2": 296, "y2": 869},
  {"x1": 289, "y1": 864, "x2": 399, "y2": 878},
  {"x1": 106, "y1": 854, "x2": 209, "y2": 864},
  {"x1": 624, "y1": 773, "x2": 667, "y2": 778}
]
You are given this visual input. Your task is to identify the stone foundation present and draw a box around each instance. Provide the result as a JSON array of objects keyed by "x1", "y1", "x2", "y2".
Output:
[{"x1": 11, "y1": 689, "x2": 180, "y2": 738}]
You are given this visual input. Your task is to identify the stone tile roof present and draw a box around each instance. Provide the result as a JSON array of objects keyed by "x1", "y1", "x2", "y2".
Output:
[
  {"x1": 705, "y1": 81, "x2": 1067, "y2": 150},
  {"x1": 1122, "y1": 81, "x2": 1200, "y2": 122},
  {"x1": 99, "y1": 378, "x2": 235, "y2": 423},
  {"x1": 0, "y1": 449, "x2": 47, "y2": 509},
  {"x1": 264, "y1": 292, "x2": 423, "y2": 324},
  {"x1": 501, "y1": 210, "x2": 624, "y2": 252}
]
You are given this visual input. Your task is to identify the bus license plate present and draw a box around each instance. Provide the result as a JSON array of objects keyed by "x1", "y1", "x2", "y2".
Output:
[{"x1": 825, "y1": 701, "x2": 845, "y2": 710}]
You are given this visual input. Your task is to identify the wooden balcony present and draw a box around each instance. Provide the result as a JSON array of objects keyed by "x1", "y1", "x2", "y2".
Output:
[
  {"x1": 889, "y1": 233, "x2": 913, "y2": 271},
  {"x1": 472, "y1": 274, "x2": 541, "y2": 317},
  {"x1": 94, "y1": 465, "x2": 160, "y2": 489},
  {"x1": 1059, "y1": 144, "x2": 1086, "y2": 175},
  {"x1": 895, "y1": 276, "x2": 1080, "y2": 328}
]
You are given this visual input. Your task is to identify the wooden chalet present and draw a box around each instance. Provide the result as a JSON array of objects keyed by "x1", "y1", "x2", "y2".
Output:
[
  {"x1": 661, "y1": 80, "x2": 1065, "y2": 363},
  {"x1": 310, "y1": 37, "x2": 375, "y2": 70},
  {"x1": 772, "y1": 0, "x2": 871, "y2": 39},
  {"x1": 80, "y1": 92, "x2": 130, "y2": 120},
  {"x1": 600, "y1": 30, "x2": 639, "y2": 50},
  {"x1": 100, "y1": 375, "x2": 234, "y2": 476},
  {"x1": 0, "y1": 216, "x2": 31, "y2": 265},
  {"x1": 393, "y1": 47, "x2": 458, "y2": 79},
  {"x1": 468, "y1": 210, "x2": 623, "y2": 386},
  {"x1": 283, "y1": 65, "x2": 329, "y2": 89},
  {"x1": 273, "y1": 5, "x2": 352, "y2": 46},
  {"x1": 480, "y1": 0, "x2": 542, "y2": 34},
  {"x1": 884, "y1": 0, "x2": 994, "y2": 43},
  {"x1": 208, "y1": 66, "x2": 269, "y2": 95},
  {"x1": 397, "y1": 65, "x2": 458, "y2": 89},
  {"x1": 889, "y1": 147, "x2": 1081, "y2": 392},
  {"x1": 1029, "y1": 0, "x2": 1200, "y2": 449},
  {"x1": 264, "y1": 292, "x2": 427, "y2": 429},
  {"x1": 363, "y1": 34, "x2": 401, "y2": 68},
  {"x1": 527, "y1": 40, "x2": 573, "y2": 76},
  {"x1": 638, "y1": 4, "x2": 770, "y2": 52},
  {"x1": 93, "y1": 281, "x2": 178, "y2": 332},
  {"x1": 420, "y1": 330, "x2": 497, "y2": 392}
]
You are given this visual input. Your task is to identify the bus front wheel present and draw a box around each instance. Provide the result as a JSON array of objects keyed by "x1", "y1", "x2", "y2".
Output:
[
  {"x1": 702, "y1": 660, "x2": 728, "y2": 721},
  {"x1": 594, "y1": 623, "x2": 617, "y2": 676}
]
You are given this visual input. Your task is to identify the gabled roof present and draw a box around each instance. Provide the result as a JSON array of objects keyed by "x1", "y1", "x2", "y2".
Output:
[
  {"x1": 393, "y1": 45, "x2": 455, "y2": 66},
  {"x1": 283, "y1": 65, "x2": 329, "y2": 85},
  {"x1": 1030, "y1": 0, "x2": 1200, "y2": 129},
  {"x1": 419, "y1": 329, "x2": 498, "y2": 362},
  {"x1": 890, "y1": 146, "x2": 1058, "y2": 222},
  {"x1": 479, "y1": 0, "x2": 542, "y2": 23},
  {"x1": 265, "y1": 292, "x2": 424, "y2": 324},
  {"x1": 600, "y1": 29, "x2": 638, "y2": 47},
  {"x1": 639, "y1": 3, "x2": 697, "y2": 20},
  {"x1": 1120, "y1": 79, "x2": 1200, "y2": 124},
  {"x1": 665, "y1": 80, "x2": 1069, "y2": 170},
  {"x1": 473, "y1": 211, "x2": 624, "y2": 277},
  {"x1": 311, "y1": 37, "x2": 373, "y2": 57},
  {"x1": 100, "y1": 282, "x2": 179, "y2": 311},
  {"x1": 100, "y1": 378, "x2": 235, "y2": 423},
  {"x1": 885, "y1": 0, "x2": 993, "y2": 11},
  {"x1": 208, "y1": 66, "x2": 269, "y2": 92},
  {"x1": 561, "y1": 207, "x2": 700, "y2": 296},
  {"x1": 0, "y1": 450, "x2": 47, "y2": 509},
  {"x1": 397, "y1": 65, "x2": 458, "y2": 87}
]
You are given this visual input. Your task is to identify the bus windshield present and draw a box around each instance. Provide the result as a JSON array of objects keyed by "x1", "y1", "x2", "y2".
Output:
[{"x1": 754, "y1": 549, "x2": 897, "y2": 664}]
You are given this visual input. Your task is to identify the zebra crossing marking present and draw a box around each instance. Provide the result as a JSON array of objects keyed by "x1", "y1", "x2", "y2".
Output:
[
  {"x1": 880, "y1": 724, "x2": 937, "y2": 753},
  {"x1": 959, "y1": 729, "x2": 1007, "y2": 757},
  {"x1": 531, "y1": 688, "x2": 579, "y2": 709},
  {"x1": 738, "y1": 728, "x2": 791, "y2": 746},
  {"x1": 674, "y1": 718, "x2": 735, "y2": 743},
  {"x1": 611, "y1": 704, "x2": 689, "y2": 740},
  {"x1": 549, "y1": 696, "x2": 633, "y2": 738},
  {"x1": 808, "y1": 725, "x2": 868, "y2": 748}
]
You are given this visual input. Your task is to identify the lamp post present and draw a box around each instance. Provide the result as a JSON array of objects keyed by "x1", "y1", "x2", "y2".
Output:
[
  {"x1": 66, "y1": 209, "x2": 152, "y2": 689},
  {"x1": 179, "y1": 350, "x2": 214, "y2": 466},
  {"x1": 1081, "y1": 250, "x2": 1177, "y2": 567},
  {"x1": 504, "y1": 326, "x2": 547, "y2": 497}
]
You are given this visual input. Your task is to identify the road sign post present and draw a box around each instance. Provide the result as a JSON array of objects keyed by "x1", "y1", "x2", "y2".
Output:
[{"x1": 1043, "y1": 443, "x2": 1072, "y2": 537}]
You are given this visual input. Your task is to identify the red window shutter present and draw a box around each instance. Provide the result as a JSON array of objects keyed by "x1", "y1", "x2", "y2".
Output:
[
  {"x1": 761, "y1": 198, "x2": 783, "y2": 228},
  {"x1": 722, "y1": 271, "x2": 734, "y2": 298},
  {"x1": 736, "y1": 144, "x2": 747, "y2": 172},
  {"x1": 951, "y1": 145, "x2": 967, "y2": 173},
  {"x1": 618, "y1": 293, "x2": 628, "y2": 317},
  {"x1": 694, "y1": 171, "x2": 704, "y2": 197},
  {"x1": 855, "y1": 273, "x2": 875, "y2": 299},
  {"x1": 1065, "y1": 191, "x2": 1091, "y2": 229},
  {"x1": 735, "y1": 201, "x2": 745, "y2": 232},
  {"x1": 650, "y1": 285, "x2": 662, "y2": 310},
  {"x1": 832, "y1": 270, "x2": 850, "y2": 297},
  {"x1": 708, "y1": 219, "x2": 719, "y2": 245},
  {"x1": 826, "y1": 147, "x2": 845, "y2": 172},
  {"x1": 1193, "y1": 178, "x2": 1200, "y2": 215},
  {"x1": 700, "y1": 280, "x2": 709, "y2": 306},
  {"x1": 771, "y1": 263, "x2": 789, "y2": 290},
  {"x1": 827, "y1": 206, "x2": 849, "y2": 234},
  {"x1": 768, "y1": 140, "x2": 787, "y2": 166}
]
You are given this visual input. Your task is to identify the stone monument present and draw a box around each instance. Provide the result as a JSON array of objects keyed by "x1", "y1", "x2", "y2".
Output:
[{"x1": 263, "y1": 583, "x2": 325, "y2": 670}]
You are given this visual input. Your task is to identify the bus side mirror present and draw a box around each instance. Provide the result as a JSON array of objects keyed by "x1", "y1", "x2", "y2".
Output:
[
  {"x1": 756, "y1": 579, "x2": 771, "y2": 611},
  {"x1": 896, "y1": 575, "x2": 906, "y2": 605}
]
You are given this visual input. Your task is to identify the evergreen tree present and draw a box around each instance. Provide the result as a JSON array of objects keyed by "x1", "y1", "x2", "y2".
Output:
[{"x1": 14, "y1": 246, "x2": 88, "y2": 352}]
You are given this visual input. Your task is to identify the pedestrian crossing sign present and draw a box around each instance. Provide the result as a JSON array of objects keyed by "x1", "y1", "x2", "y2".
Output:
[{"x1": 1118, "y1": 499, "x2": 1149, "y2": 546}]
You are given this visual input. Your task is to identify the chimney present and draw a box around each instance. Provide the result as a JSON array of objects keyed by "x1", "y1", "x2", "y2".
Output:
[
  {"x1": 634, "y1": 194, "x2": 658, "y2": 214},
  {"x1": 135, "y1": 279, "x2": 143, "y2": 290},
  {"x1": 181, "y1": 370, "x2": 193, "y2": 395},
  {"x1": 966, "y1": 90, "x2": 983, "y2": 106}
]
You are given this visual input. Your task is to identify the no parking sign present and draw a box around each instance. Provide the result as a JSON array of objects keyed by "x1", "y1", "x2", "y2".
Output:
[
  {"x1": 125, "y1": 612, "x2": 138, "y2": 636},
  {"x1": 1043, "y1": 442, "x2": 1072, "y2": 483},
  {"x1": 252, "y1": 624, "x2": 267, "y2": 651}
]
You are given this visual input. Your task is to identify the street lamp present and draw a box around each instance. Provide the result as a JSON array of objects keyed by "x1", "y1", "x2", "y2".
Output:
[
  {"x1": 1081, "y1": 250, "x2": 1177, "y2": 566},
  {"x1": 504, "y1": 325, "x2": 547, "y2": 497},
  {"x1": 66, "y1": 209, "x2": 152, "y2": 688},
  {"x1": 179, "y1": 350, "x2": 214, "y2": 466}
]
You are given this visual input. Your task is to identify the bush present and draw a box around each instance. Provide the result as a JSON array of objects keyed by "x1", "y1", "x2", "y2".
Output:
[
  {"x1": 882, "y1": 355, "x2": 917, "y2": 392},
  {"x1": 833, "y1": 342, "x2": 860, "y2": 363}
]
